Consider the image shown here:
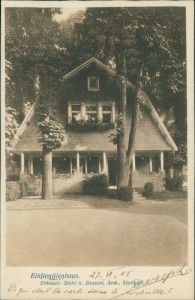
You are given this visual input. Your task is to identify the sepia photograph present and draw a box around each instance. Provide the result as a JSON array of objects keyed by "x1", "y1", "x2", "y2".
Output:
[{"x1": 1, "y1": 1, "x2": 194, "y2": 299}]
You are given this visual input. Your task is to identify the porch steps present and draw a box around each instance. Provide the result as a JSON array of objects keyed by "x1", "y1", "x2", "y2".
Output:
[
  {"x1": 107, "y1": 186, "x2": 117, "y2": 198},
  {"x1": 133, "y1": 191, "x2": 146, "y2": 202},
  {"x1": 107, "y1": 187, "x2": 147, "y2": 202}
]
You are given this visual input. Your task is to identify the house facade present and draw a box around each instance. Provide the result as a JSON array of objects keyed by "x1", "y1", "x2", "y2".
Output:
[{"x1": 13, "y1": 58, "x2": 177, "y2": 194}]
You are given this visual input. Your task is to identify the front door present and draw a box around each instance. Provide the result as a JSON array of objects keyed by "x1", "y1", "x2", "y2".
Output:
[{"x1": 108, "y1": 158, "x2": 117, "y2": 186}]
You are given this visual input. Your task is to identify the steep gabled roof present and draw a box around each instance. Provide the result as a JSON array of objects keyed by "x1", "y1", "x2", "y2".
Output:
[
  {"x1": 12, "y1": 100, "x2": 37, "y2": 149},
  {"x1": 13, "y1": 58, "x2": 177, "y2": 152},
  {"x1": 62, "y1": 57, "x2": 118, "y2": 81}
]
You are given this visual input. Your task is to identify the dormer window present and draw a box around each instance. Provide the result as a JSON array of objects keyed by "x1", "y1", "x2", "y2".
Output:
[
  {"x1": 71, "y1": 104, "x2": 80, "y2": 123},
  {"x1": 68, "y1": 101, "x2": 115, "y2": 124},
  {"x1": 102, "y1": 105, "x2": 112, "y2": 123},
  {"x1": 87, "y1": 76, "x2": 99, "y2": 91},
  {"x1": 86, "y1": 105, "x2": 97, "y2": 121}
]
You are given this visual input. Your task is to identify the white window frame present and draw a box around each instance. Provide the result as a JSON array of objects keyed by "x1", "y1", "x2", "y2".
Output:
[
  {"x1": 85, "y1": 104, "x2": 98, "y2": 121},
  {"x1": 68, "y1": 103, "x2": 81, "y2": 123},
  {"x1": 68, "y1": 101, "x2": 115, "y2": 124},
  {"x1": 87, "y1": 76, "x2": 99, "y2": 91},
  {"x1": 102, "y1": 104, "x2": 112, "y2": 124}
]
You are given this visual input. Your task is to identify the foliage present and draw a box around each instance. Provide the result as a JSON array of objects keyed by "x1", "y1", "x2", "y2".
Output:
[
  {"x1": 5, "y1": 107, "x2": 20, "y2": 182},
  {"x1": 36, "y1": 100, "x2": 67, "y2": 151},
  {"x1": 5, "y1": 8, "x2": 67, "y2": 121},
  {"x1": 20, "y1": 175, "x2": 41, "y2": 197},
  {"x1": 117, "y1": 186, "x2": 133, "y2": 201},
  {"x1": 67, "y1": 116, "x2": 114, "y2": 132},
  {"x1": 6, "y1": 157, "x2": 20, "y2": 181},
  {"x1": 165, "y1": 176, "x2": 183, "y2": 191},
  {"x1": 5, "y1": 107, "x2": 19, "y2": 154},
  {"x1": 83, "y1": 174, "x2": 109, "y2": 195},
  {"x1": 6, "y1": 181, "x2": 21, "y2": 201},
  {"x1": 142, "y1": 182, "x2": 154, "y2": 198},
  {"x1": 109, "y1": 113, "x2": 126, "y2": 144}
]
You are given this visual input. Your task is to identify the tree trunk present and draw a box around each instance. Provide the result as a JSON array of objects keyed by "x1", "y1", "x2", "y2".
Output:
[
  {"x1": 115, "y1": 47, "x2": 129, "y2": 188},
  {"x1": 126, "y1": 84, "x2": 141, "y2": 187},
  {"x1": 42, "y1": 145, "x2": 53, "y2": 200}
]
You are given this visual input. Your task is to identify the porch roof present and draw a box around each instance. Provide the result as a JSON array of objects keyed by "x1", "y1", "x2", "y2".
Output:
[{"x1": 13, "y1": 107, "x2": 172, "y2": 154}]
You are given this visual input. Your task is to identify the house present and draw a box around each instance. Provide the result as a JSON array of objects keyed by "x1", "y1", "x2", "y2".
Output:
[{"x1": 13, "y1": 57, "x2": 177, "y2": 194}]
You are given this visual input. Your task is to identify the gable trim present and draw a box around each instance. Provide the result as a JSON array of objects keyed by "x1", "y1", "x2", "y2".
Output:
[
  {"x1": 12, "y1": 99, "x2": 37, "y2": 149},
  {"x1": 142, "y1": 92, "x2": 178, "y2": 151}
]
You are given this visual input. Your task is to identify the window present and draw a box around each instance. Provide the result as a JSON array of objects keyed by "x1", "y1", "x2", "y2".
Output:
[
  {"x1": 86, "y1": 105, "x2": 97, "y2": 121},
  {"x1": 53, "y1": 157, "x2": 71, "y2": 174},
  {"x1": 68, "y1": 102, "x2": 115, "y2": 124},
  {"x1": 87, "y1": 77, "x2": 99, "y2": 91},
  {"x1": 71, "y1": 104, "x2": 80, "y2": 123},
  {"x1": 102, "y1": 105, "x2": 112, "y2": 123},
  {"x1": 87, "y1": 156, "x2": 99, "y2": 173}
]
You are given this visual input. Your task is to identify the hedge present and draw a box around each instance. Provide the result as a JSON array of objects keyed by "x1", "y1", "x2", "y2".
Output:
[
  {"x1": 117, "y1": 186, "x2": 133, "y2": 201},
  {"x1": 6, "y1": 181, "x2": 21, "y2": 201},
  {"x1": 83, "y1": 174, "x2": 109, "y2": 195}
]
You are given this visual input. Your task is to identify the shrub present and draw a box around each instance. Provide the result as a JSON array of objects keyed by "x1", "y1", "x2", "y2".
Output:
[
  {"x1": 142, "y1": 182, "x2": 154, "y2": 198},
  {"x1": 165, "y1": 176, "x2": 183, "y2": 191},
  {"x1": 21, "y1": 175, "x2": 42, "y2": 196},
  {"x1": 117, "y1": 186, "x2": 133, "y2": 201},
  {"x1": 6, "y1": 157, "x2": 20, "y2": 181},
  {"x1": 83, "y1": 174, "x2": 109, "y2": 195},
  {"x1": 6, "y1": 181, "x2": 21, "y2": 201}
]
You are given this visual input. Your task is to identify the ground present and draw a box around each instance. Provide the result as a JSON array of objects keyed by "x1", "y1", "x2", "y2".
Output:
[{"x1": 6, "y1": 194, "x2": 188, "y2": 267}]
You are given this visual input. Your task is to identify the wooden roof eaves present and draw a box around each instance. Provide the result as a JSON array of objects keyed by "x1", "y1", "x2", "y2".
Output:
[
  {"x1": 62, "y1": 57, "x2": 116, "y2": 80},
  {"x1": 142, "y1": 91, "x2": 178, "y2": 151},
  {"x1": 12, "y1": 97, "x2": 38, "y2": 150}
]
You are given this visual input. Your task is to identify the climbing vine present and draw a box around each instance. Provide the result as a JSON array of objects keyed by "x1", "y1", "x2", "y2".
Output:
[{"x1": 36, "y1": 100, "x2": 67, "y2": 151}]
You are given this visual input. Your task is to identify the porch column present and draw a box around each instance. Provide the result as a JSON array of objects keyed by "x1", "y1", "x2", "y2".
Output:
[
  {"x1": 21, "y1": 152, "x2": 24, "y2": 174},
  {"x1": 160, "y1": 151, "x2": 164, "y2": 171},
  {"x1": 103, "y1": 152, "x2": 108, "y2": 173},
  {"x1": 81, "y1": 103, "x2": 86, "y2": 119},
  {"x1": 68, "y1": 102, "x2": 72, "y2": 123},
  {"x1": 29, "y1": 156, "x2": 33, "y2": 175},
  {"x1": 98, "y1": 103, "x2": 102, "y2": 120},
  {"x1": 111, "y1": 102, "x2": 115, "y2": 123},
  {"x1": 98, "y1": 156, "x2": 101, "y2": 173},
  {"x1": 85, "y1": 157, "x2": 88, "y2": 174},
  {"x1": 70, "y1": 157, "x2": 73, "y2": 174},
  {"x1": 76, "y1": 152, "x2": 80, "y2": 172},
  {"x1": 132, "y1": 152, "x2": 136, "y2": 171},
  {"x1": 149, "y1": 156, "x2": 153, "y2": 172}
]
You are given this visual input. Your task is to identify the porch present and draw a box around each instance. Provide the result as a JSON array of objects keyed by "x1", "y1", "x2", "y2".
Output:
[{"x1": 19, "y1": 151, "x2": 165, "y2": 192}]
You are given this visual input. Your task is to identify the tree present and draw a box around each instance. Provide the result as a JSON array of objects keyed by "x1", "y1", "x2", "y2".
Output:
[
  {"x1": 5, "y1": 8, "x2": 68, "y2": 121},
  {"x1": 36, "y1": 87, "x2": 66, "y2": 200},
  {"x1": 65, "y1": 7, "x2": 186, "y2": 189},
  {"x1": 5, "y1": 107, "x2": 20, "y2": 180},
  {"x1": 5, "y1": 7, "x2": 68, "y2": 198}
]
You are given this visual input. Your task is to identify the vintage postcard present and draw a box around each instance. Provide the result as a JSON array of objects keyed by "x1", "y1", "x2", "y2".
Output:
[{"x1": 1, "y1": 1, "x2": 194, "y2": 299}]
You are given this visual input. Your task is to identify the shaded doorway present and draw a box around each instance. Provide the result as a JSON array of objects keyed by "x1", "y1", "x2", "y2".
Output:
[{"x1": 108, "y1": 158, "x2": 117, "y2": 186}]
